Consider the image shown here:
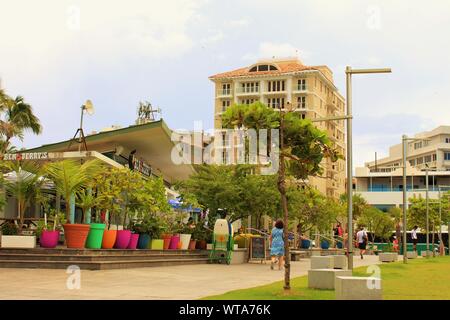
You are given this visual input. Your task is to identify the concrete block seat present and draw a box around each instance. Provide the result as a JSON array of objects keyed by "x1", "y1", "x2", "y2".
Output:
[
  {"x1": 335, "y1": 276, "x2": 382, "y2": 300},
  {"x1": 378, "y1": 252, "x2": 398, "y2": 262},
  {"x1": 310, "y1": 256, "x2": 334, "y2": 269},
  {"x1": 331, "y1": 255, "x2": 347, "y2": 269},
  {"x1": 406, "y1": 251, "x2": 418, "y2": 259},
  {"x1": 308, "y1": 269, "x2": 352, "y2": 289}
]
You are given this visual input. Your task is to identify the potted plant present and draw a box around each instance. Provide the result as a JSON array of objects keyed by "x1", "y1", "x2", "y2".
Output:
[
  {"x1": 37, "y1": 210, "x2": 66, "y2": 248},
  {"x1": 78, "y1": 189, "x2": 105, "y2": 249},
  {"x1": 320, "y1": 236, "x2": 330, "y2": 250},
  {"x1": 2, "y1": 161, "x2": 43, "y2": 248},
  {"x1": 179, "y1": 221, "x2": 194, "y2": 250},
  {"x1": 44, "y1": 159, "x2": 103, "y2": 249},
  {"x1": 192, "y1": 222, "x2": 208, "y2": 250}
]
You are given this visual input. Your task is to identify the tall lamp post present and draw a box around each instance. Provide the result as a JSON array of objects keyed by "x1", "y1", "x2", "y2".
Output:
[{"x1": 345, "y1": 67, "x2": 391, "y2": 269}]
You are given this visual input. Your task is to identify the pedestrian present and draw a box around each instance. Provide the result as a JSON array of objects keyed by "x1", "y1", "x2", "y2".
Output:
[
  {"x1": 392, "y1": 236, "x2": 399, "y2": 252},
  {"x1": 355, "y1": 226, "x2": 368, "y2": 259},
  {"x1": 412, "y1": 225, "x2": 419, "y2": 252},
  {"x1": 333, "y1": 222, "x2": 343, "y2": 248},
  {"x1": 269, "y1": 219, "x2": 285, "y2": 270}
]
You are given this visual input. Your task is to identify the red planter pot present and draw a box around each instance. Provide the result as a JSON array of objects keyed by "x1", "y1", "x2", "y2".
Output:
[
  {"x1": 102, "y1": 230, "x2": 117, "y2": 249},
  {"x1": 188, "y1": 239, "x2": 197, "y2": 250},
  {"x1": 127, "y1": 233, "x2": 139, "y2": 250},
  {"x1": 162, "y1": 234, "x2": 172, "y2": 250},
  {"x1": 114, "y1": 230, "x2": 132, "y2": 249},
  {"x1": 63, "y1": 224, "x2": 90, "y2": 249},
  {"x1": 40, "y1": 230, "x2": 60, "y2": 248},
  {"x1": 196, "y1": 240, "x2": 207, "y2": 250},
  {"x1": 169, "y1": 234, "x2": 180, "y2": 250}
]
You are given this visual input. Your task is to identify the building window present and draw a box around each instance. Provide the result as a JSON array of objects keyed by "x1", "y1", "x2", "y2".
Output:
[
  {"x1": 297, "y1": 79, "x2": 306, "y2": 91},
  {"x1": 445, "y1": 152, "x2": 450, "y2": 161},
  {"x1": 249, "y1": 64, "x2": 278, "y2": 72},
  {"x1": 446, "y1": 137, "x2": 450, "y2": 143},
  {"x1": 240, "y1": 82, "x2": 259, "y2": 93},
  {"x1": 424, "y1": 155, "x2": 432, "y2": 163},
  {"x1": 268, "y1": 80, "x2": 285, "y2": 92},
  {"x1": 267, "y1": 97, "x2": 285, "y2": 109},
  {"x1": 414, "y1": 141, "x2": 422, "y2": 149},
  {"x1": 416, "y1": 157, "x2": 424, "y2": 164},
  {"x1": 222, "y1": 100, "x2": 230, "y2": 112},
  {"x1": 432, "y1": 154, "x2": 437, "y2": 161},
  {"x1": 221, "y1": 83, "x2": 231, "y2": 95},
  {"x1": 240, "y1": 98, "x2": 256, "y2": 105},
  {"x1": 297, "y1": 96, "x2": 306, "y2": 109}
]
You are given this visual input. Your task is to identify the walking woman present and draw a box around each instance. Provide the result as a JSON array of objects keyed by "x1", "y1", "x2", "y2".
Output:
[{"x1": 269, "y1": 219, "x2": 285, "y2": 270}]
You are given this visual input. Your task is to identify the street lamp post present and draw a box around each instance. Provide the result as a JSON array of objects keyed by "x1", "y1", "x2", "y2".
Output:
[
  {"x1": 345, "y1": 67, "x2": 391, "y2": 269},
  {"x1": 402, "y1": 135, "x2": 408, "y2": 264},
  {"x1": 425, "y1": 165, "x2": 430, "y2": 258}
]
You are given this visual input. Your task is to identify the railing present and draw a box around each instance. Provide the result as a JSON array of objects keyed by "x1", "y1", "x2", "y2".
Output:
[
  {"x1": 217, "y1": 89, "x2": 232, "y2": 96},
  {"x1": 236, "y1": 87, "x2": 260, "y2": 94}
]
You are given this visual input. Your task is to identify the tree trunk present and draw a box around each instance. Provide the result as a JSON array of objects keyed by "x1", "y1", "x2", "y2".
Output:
[
  {"x1": 65, "y1": 195, "x2": 71, "y2": 224},
  {"x1": 18, "y1": 201, "x2": 23, "y2": 234},
  {"x1": 277, "y1": 111, "x2": 290, "y2": 291},
  {"x1": 431, "y1": 224, "x2": 435, "y2": 257}
]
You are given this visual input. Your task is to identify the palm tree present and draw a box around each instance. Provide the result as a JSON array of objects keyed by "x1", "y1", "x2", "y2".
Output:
[
  {"x1": 76, "y1": 189, "x2": 96, "y2": 224},
  {"x1": 44, "y1": 160, "x2": 103, "y2": 223},
  {"x1": 3, "y1": 161, "x2": 44, "y2": 232},
  {"x1": 0, "y1": 92, "x2": 42, "y2": 154}
]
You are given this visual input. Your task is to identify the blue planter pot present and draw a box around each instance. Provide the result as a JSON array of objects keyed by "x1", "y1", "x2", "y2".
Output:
[
  {"x1": 336, "y1": 241, "x2": 343, "y2": 249},
  {"x1": 137, "y1": 234, "x2": 151, "y2": 249},
  {"x1": 300, "y1": 239, "x2": 311, "y2": 249},
  {"x1": 321, "y1": 240, "x2": 330, "y2": 250}
]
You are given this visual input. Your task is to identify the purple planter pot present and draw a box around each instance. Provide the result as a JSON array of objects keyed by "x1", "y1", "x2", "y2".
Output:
[
  {"x1": 40, "y1": 230, "x2": 60, "y2": 248},
  {"x1": 127, "y1": 233, "x2": 139, "y2": 250},
  {"x1": 169, "y1": 234, "x2": 180, "y2": 250},
  {"x1": 114, "y1": 230, "x2": 132, "y2": 249}
]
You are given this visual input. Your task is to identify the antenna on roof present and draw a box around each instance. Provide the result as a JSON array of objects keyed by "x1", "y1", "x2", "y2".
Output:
[{"x1": 136, "y1": 101, "x2": 162, "y2": 125}]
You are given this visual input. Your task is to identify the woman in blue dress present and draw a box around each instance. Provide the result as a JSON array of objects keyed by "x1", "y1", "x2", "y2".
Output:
[{"x1": 270, "y1": 219, "x2": 285, "y2": 270}]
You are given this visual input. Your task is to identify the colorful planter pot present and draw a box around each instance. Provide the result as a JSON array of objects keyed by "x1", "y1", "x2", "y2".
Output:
[
  {"x1": 151, "y1": 239, "x2": 164, "y2": 250},
  {"x1": 63, "y1": 224, "x2": 90, "y2": 249},
  {"x1": 188, "y1": 239, "x2": 197, "y2": 250},
  {"x1": 114, "y1": 230, "x2": 132, "y2": 249},
  {"x1": 137, "y1": 234, "x2": 151, "y2": 249},
  {"x1": 321, "y1": 240, "x2": 330, "y2": 250},
  {"x1": 40, "y1": 230, "x2": 60, "y2": 248},
  {"x1": 127, "y1": 233, "x2": 139, "y2": 249},
  {"x1": 102, "y1": 230, "x2": 117, "y2": 249},
  {"x1": 85, "y1": 223, "x2": 106, "y2": 249},
  {"x1": 196, "y1": 240, "x2": 207, "y2": 250},
  {"x1": 162, "y1": 234, "x2": 172, "y2": 250},
  {"x1": 169, "y1": 234, "x2": 180, "y2": 250},
  {"x1": 179, "y1": 234, "x2": 191, "y2": 250},
  {"x1": 300, "y1": 239, "x2": 311, "y2": 249}
]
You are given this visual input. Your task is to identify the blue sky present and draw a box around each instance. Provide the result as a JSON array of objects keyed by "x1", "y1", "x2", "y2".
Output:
[{"x1": 1, "y1": 0, "x2": 449, "y2": 167}]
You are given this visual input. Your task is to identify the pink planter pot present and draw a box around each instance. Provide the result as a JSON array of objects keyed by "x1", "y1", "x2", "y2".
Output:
[
  {"x1": 40, "y1": 230, "x2": 60, "y2": 248},
  {"x1": 127, "y1": 233, "x2": 139, "y2": 250},
  {"x1": 169, "y1": 234, "x2": 180, "y2": 250},
  {"x1": 114, "y1": 230, "x2": 132, "y2": 249}
]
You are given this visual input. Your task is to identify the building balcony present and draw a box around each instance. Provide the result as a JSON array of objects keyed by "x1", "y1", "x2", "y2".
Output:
[
  {"x1": 262, "y1": 89, "x2": 287, "y2": 95},
  {"x1": 235, "y1": 87, "x2": 260, "y2": 96},
  {"x1": 216, "y1": 89, "x2": 232, "y2": 98}
]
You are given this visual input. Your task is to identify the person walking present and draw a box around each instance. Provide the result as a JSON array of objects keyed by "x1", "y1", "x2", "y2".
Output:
[
  {"x1": 333, "y1": 222, "x2": 343, "y2": 248},
  {"x1": 412, "y1": 225, "x2": 419, "y2": 252},
  {"x1": 269, "y1": 219, "x2": 285, "y2": 270},
  {"x1": 355, "y1": 226, "x2": 368, "y2": 259}
]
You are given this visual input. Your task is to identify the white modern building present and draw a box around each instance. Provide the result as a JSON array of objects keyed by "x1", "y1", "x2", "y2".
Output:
[{"x1": 355, "y1": 126, "x2": 450, "y2": 211}]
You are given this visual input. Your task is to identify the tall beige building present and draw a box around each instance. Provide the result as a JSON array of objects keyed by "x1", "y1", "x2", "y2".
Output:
[{"x1": 209, "y1": 57, "x2": 346, "y2": 198}]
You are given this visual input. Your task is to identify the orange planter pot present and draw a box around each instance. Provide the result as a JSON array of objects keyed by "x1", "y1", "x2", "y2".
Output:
[
  {"x1": 63, "y1": 224, "x2": 90, "y2": 249},
  {"x1": 102, "y1": 230, "x2": 117, "y2": 249},
  {"x1": 162, "y1": 234, "x2": 172, "y2": 250}
]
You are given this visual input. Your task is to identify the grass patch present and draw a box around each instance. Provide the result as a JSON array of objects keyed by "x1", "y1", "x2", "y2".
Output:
[{"x1": 202, "y1": 256, "x2": 450, "y2": 300}]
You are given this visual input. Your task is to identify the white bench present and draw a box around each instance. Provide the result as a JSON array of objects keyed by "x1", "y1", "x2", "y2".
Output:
[
  {"x1": 331, "y1": 255, "x2": 347, "y2": 269},
  {"x1": 421, "y1": 250, "x2": 433, "y2": 257},
  {"x1": 0, "y1": 235, "x2": 36, "y2": 248},
  {"x1": 310, "y1": 256, "x2": 334, "y2": 269},
  {"x1": 379, "y1": 252, "x2": 398, "y2": 262},
  {"x1": 335, "y1": 276, "x2": 382, "y2": 300},
  {"x1": 308, "y1": 269, "x2": 352, "y2": 289},
  {"x1": 406, "y1": 251, "x2": 418, "y2": 259}
]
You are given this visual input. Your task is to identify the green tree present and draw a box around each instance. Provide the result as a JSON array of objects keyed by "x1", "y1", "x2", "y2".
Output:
[
  {"x1": 0, "y1": 90, "x2": 42, "y2": 154},
  {"x1": 222, "y1": 102, "x2": 340, "y2": 290},
  {"x1": 3, "y1": 161, "x2": 44, "y2": 232},
  {"x1": 44, "y1": 159, "x2": 103, "y2": 223},
  {"x1": 358, "y1": 206, "x2": 394, "y2": 245}
]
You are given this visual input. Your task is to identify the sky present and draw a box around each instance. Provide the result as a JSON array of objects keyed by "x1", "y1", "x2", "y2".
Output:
[{"x1": 1, "y1": 0, "x2": 449, "y2": 168}]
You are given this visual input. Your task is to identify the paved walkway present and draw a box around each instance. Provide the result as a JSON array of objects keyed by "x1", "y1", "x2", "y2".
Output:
[{"x1": 0, "y1": 255, "x2": 381, "y2": 299}]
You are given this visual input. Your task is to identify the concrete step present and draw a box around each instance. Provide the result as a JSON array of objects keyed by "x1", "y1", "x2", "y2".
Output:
[
  {"x1": 0, "y1": 257, "x2": 210, "y2": 270},
  {"x1": 0, "y1": 252, "x2": 209, "y2": 262},
  {"x1": 0, "y1": 248, "x2": 207, "y2": 256}
]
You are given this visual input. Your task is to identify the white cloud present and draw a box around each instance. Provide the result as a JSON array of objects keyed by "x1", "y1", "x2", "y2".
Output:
[
  {"x1": 228, "y1": 18, "x2": 250, "y2": 27},
  {"x1": 243, "y1": 42, "x2": 310, "y2": 61}
]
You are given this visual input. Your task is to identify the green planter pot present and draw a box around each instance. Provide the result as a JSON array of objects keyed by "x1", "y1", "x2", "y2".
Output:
[
  {"x1": 151, "y1": 239, "x2": 164, "y2": 250},
  {"x1": 85, "y1": 223, "x2": 106, "y2": 249}
]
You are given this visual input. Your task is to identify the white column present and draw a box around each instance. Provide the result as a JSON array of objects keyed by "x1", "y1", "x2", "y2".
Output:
[
  {"x1": 233, "y1": 81, "x2": 239, "y2": 104},
  {"x1": 287, "y1": 78, "x2": 292, "y2": 104}
]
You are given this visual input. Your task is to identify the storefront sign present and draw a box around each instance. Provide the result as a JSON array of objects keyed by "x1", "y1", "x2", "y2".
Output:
[
  {"x1": 1, "y1": 152, "x2": 49, "y2": 161},
  {"x1": 129, "y1": 153, "x2": 152, "y2": 177}
]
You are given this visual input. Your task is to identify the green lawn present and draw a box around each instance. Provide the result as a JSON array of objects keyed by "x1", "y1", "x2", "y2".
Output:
[{"x1": 202, "y1": 256, "x2": 450, "y2": 300}]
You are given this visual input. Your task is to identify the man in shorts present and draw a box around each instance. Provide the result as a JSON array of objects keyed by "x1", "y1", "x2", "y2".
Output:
[
  {"x1": 412, "y1": 225, "x2": 419, "y2": 252},
  {"x1": 356, "y1": 226, "x2": 368, "y2": 259}
]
